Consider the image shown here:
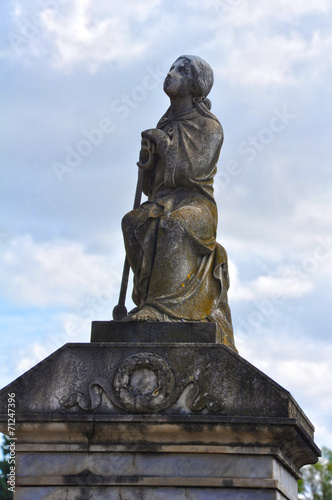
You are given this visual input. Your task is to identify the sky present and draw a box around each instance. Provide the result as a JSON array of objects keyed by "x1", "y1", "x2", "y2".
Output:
[{"x1": 0, "y1": 0, "x2": 332, "y2": 454}]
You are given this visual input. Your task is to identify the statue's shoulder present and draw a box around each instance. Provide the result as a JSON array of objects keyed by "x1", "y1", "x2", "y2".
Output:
[{"x1": 197, "y1": 111, "x2": 223, "y2": 138}]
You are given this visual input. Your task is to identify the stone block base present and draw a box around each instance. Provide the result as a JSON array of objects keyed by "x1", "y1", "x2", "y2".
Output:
[
  {"x1": 13, "y1": 420, "x2": 299, "y2": 499},
  {"x1": 0, "y1": 325, "x2": 320, "y2": 499},
  {"x1": 14, "y1": 486, "x2": 293, "y2": 500}
]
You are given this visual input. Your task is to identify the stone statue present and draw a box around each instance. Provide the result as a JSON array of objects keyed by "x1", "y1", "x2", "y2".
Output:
[{"x1": 121, "y1": 55, "x2": 236, "y2": 351}]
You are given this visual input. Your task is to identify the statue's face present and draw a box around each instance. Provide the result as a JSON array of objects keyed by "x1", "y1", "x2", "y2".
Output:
[{"x1": 163, "y1": 58, "x2": 194, "y2": 98}]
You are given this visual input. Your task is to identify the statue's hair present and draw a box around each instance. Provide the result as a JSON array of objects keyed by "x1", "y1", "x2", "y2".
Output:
[
  {"x1": 178, "y1": 55, "x2": 213, "y2": 98},
  {"x1": 176, "y1": 55, "x2": 219, "y2": 122}
]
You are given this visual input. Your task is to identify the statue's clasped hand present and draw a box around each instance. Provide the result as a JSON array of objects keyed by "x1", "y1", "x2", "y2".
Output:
[
  {"x1": 137, "y1": 137, "x2": 156, "y2": 170},
  {"x1": 137, "y1": 129, "x2": 170, "y2": 170}
]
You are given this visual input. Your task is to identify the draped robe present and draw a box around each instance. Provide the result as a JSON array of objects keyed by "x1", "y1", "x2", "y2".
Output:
[{"x1": 122, "y1": 106, "x2": 236, "y2": 350}]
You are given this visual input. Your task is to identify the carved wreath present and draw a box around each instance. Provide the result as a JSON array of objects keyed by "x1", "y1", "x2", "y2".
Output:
[
  {"x1": 113, "y1": 352, "x2": 175, "y2": 412},
  {"x1": 62, "y1": 352, "x2": 222, "y2": 414}
]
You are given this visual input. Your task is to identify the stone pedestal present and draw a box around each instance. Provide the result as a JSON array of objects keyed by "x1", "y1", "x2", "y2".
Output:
[{"x1": 0, "y1": 322, "x2": 320, "y2": 499}]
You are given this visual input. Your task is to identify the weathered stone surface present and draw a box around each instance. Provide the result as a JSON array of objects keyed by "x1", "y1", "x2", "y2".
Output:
[
  {"x1": 91, "y1": 320, "x2": 217, "y2": 343},
  {"x1": 117, "y1": 55, "x2": 236, "y2": 350},
  {"x1": 0, "y1": 341, "x2": 317, "y2": 429},
  {"x1": 13, "y1": 486, "x2": 293, "y2": 500},
  {"x1": 0, "y1": 329, "x2": 320, "y2": 499}
]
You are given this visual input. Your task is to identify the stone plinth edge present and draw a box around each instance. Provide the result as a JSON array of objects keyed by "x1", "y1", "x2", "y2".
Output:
[{"x1": 91, "y1": 320, "x2": 217, "y2": 343}]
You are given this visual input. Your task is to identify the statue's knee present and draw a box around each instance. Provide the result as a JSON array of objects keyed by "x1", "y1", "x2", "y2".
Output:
[
  {"x1": 122, "y1": 210, "x2": 136, "y2": 233},
  {"x1": 160, "y1": 212, "x2": 184, "y2": 233}
]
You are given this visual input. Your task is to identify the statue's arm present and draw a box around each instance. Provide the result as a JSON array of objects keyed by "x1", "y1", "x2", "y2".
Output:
[
  {"x1": 141, "y1": 121, "x2": 223, "y2": 188},
  {"x1": 141, "y1": 129, "x2": 171, "y2": 158}
]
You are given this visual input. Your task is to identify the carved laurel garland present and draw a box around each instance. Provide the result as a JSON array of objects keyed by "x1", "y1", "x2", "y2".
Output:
[
  {"x1": 113, "y1": 352, "x2": 175, "y2": 412},
  {"x1": 62, "y1": 352, "x2": 222, "y2": 414}
]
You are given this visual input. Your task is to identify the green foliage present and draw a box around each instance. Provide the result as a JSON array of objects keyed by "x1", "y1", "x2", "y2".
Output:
[
  {"x1": 0, "y1": 435, "x2": 13, "y2": 500},
  {"x1": 299, "y1": 447, "x2": 332, "y2": 500}
]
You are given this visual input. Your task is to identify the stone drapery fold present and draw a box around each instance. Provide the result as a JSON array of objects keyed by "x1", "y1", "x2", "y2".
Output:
[{"x1": 122, "y1": 106, "x2": 236, "y2": 350}]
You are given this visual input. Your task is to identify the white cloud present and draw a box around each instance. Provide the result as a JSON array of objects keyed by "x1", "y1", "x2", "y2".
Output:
[
  {"x1": 229, "y1": 260, "x2": 314, "y2": 303},
  {"x1": 0, "y1": 234, "x2": 122, "y2": 308},
  {"x1": 13, "y1": 314, "x2": 92, "y2": 376},
  {"x1": 227, "y1": 225, "x2": 332, "y2": 307},
  {"x1": 228, "y1": 260, "x2": 255, "y2": 301},
  {"x1": 15, "y1": 342, "x2": 53, "y2": 374},
  {"x1": 292, "y1": 198, "x2": 332, "y2": 232},
  {"x1": 237, "y1": 333, "x2": 332, "y2": 447},
  {"x1": 220, "y1": 33, "x2": 310, "y2": 87},
  {"x1": 213, "y1": 0, "x2": 330, "y2": 28},
  {"x1": 207, "y1": 0, "x2": 332, "y2": 86},
  {"x1": 3, "y1": 0, "x2": 331, "y2": 89},
  {"x1": 277, "y1": 359, "x2": 332, "y2": 409},
  {"x1": 42, "y1": 0, "x2": 147, "y2": 69},
  {"x1": 252, "y1": 272, "x2": 313, "y2": 298},
  {"x1": 5, "y1": 0, "x2": 164, "y2": 70}
]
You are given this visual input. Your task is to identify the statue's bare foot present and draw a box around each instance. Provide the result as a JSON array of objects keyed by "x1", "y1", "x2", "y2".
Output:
[{"x1": 131, "y1": 306, "x2": 160, "y2": 321}]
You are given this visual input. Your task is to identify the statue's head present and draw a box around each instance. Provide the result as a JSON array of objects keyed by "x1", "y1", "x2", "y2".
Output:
[
  {"x1": 164, "y1": 55, "x2": 214, "y2": 101},
  {"x1": 181, "y1": 55, "x2": 214, "y2": 99}
]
